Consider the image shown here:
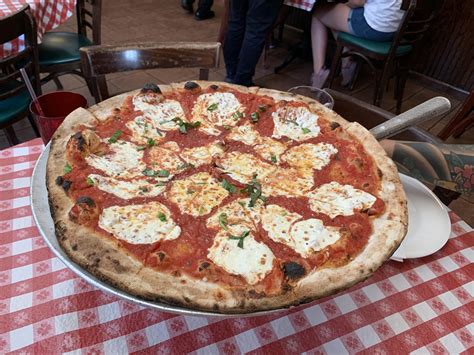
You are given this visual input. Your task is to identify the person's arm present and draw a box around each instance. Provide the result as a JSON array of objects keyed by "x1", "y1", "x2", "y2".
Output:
[
  {"x1": 346, "y1": 0, "x2": 366, "y2": 8},
  {"x1": 380, "y1": 140, "x2": 474, "y2": 194}
]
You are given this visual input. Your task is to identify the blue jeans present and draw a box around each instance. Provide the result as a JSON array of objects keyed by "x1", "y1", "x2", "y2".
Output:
[
  {"x1": 223, "y1": 0, "x2": 283, "y2": 86},
  {"x1": 348, "y1": 8, "x2": 395, "y2": 42}
]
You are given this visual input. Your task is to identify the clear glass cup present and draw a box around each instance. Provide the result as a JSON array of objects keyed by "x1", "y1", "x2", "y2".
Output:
[
  {"x1": 30, "y1": 91, "x2": 88, "y2": 144},
  {"x1": 288, "y1": 86, "x2": 335, "y2": 109}
]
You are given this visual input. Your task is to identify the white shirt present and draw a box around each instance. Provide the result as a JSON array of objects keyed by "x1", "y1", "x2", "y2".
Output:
[{"x1": 364, "y1": 0, "x2": 405, "y2": 33}]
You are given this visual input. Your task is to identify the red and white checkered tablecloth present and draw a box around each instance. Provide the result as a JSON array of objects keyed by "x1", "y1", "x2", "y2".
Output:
[
  {"x1": 1, "y1": 138, "x2": 473, "y2": 354},
  {"x1": 0, "y1": 0, "x2": 76, "y2": 58},
  {"x1": 284, "y1": 0, "x2": 317, "y2": 12}
]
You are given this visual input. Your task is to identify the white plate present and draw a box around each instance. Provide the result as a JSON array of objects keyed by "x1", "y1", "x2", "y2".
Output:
[{"x1": 394, "y1": 174, "x2": 451, "y2": 259}]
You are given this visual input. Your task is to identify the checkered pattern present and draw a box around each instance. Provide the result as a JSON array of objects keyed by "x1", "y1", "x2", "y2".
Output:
[
  {"x1": 0, "y1": 0, "x2": 76, "y2": 58},
  {"x1": 1, "y1": 138, "x2": 473, "y2": 353},
  {"x1": 284, "y1": 0, "x2": 317, "y2": 12}
]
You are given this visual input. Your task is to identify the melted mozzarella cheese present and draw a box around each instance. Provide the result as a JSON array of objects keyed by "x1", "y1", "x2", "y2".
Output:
[
  {"x1": 85, "y1": 140, "x2": 145, "y2": 178},
  {"x1": 133, "y1": 93, "x2": 186, "y2": 131},
  {"x1": 282, "y1": 143, "x2": 338, "y2": 170},
  {"x1": 263, "y1": 167, "x2": 314, "y2": 197},
  {"x1": 192, "y1": 92, "x2": 243, "y2": 131},
  {"x1": 88, "y1": 174, "x2": 166, "y2": 200},
  {"x1": 126, "y1": 115, "x2": 164, "y2": 145},
  {"x1": 290, "y1": 218, "x2": 341, "y2": 257},
  {"x1": 99, "y1": 202, "x2": 181, "y2": 244},
  {"x1": 216, "y1": 151, "x2": 276, "y2": 185},
  {"x1": 180, "y1": 142, "x2": 224, "y2": 167},
  {"x1": 227, "y1": 124, "x2": 259, "y2": 145},
  {"x1": 261, "y1": 204, "x2": 301, "y2": 245},
  {"x1": 254, "y1": 137, "x2": 287, "y2": 163},
  {"x1": 272, "y1": 106, "x2": 320, "y2": 141},
  {"x1": 308, "y1": 181, "x2": 377, "y2": 218},
  {"x1": 147, "y1": 142, "x2": 184, "y2": 178},
  {"x1": 206, "y1": 198, "x2": 264, "y2": 235},
  {"x1": 208, "y1": 231, "x2": 274, "y2": 285},
  {"x1": 167, "y1": 172, "x2": 229, "y2": 216}
]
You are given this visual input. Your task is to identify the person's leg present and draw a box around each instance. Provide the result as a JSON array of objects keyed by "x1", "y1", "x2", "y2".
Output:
[
  {"x1": 223, "y1": 0, "x2": 249, "y2": 81},
  {"x1": 311, "y1": 3, "x2": 351, "y2": 83},
  {"x1": 233, "y1": 0, "x2": 283, "y2": 86}
]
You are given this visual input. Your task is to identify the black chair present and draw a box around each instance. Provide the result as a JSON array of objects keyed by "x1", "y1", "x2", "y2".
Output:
[{"x1": 0, "y1": 5, "x2": 41, "y2": 146}]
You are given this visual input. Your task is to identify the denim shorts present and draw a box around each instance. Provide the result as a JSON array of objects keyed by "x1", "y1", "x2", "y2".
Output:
[{"x1": 348, "y1": 8, "x2": 395, "y2": 42}]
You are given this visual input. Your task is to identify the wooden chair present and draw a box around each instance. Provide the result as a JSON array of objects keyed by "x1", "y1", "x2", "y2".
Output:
[
  {"x1": 438, "y1": 91, "x2": 474, "y2": 140},
  {"x1": 80, "y1": 42, "x2": 221, "y2": 102},
  {"x1": 38, "y1": 0, "x2": 101, "y2": 90},
  {"x1": 0, "y1": 5, "x2": 41, "y2": 146},
  {"x1": 327, "y1": 0, "x2": 438, "y2": 113}
]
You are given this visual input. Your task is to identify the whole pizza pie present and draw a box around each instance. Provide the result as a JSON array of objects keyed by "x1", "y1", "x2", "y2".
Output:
[{"x1": 47, "y1": 81, "x2": 407, "y2": 313}]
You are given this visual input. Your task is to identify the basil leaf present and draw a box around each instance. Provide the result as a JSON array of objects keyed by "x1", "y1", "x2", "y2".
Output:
[
  {"x1": 250, "y1": 112, "x2": 259, "y2": 123},
  {"x1": 86, "y1": 176, "x2": 94, "y2": 185},
  {"x1": 136, "y1": 146, "x2": 146, "y2": 151},
  {"x1": 156, "y1": 169, "x2": 170, "y2": 177},
  {"x1": 142, "y1": 169, "x2": 156, "y2": 177},
  {"x1": 147, "y1": 138, "x2": 155, "y2": 147},
  {"x1": 228, "y1": 230, "x2": 250, "y2": 249},
  {"x1": 139, "y1": 186, "x2": 149, "y2": 193},
  {"x1": 63, "y1": 163, "x2": 72, "y2": 174},
  {"x1": 258, "y1": 104, "x2": 267, "y2": 112},
  {"x1": 219, "y1": 213, "x2": 228, "y2": 230},
  {"x1": 157, "y1": 212, "x2": 167, "y2": 222},
  {"x1": 232, "y1": 111, "x2": 244, "y2": 120},
  {"x1": 221, "y1": 179, "x2": 237, "y2": 193},
  {"x1": 271, "y1": 155, "x2": 277, "y2": 164},
  {"x1": 108, "y1": 130, "x2": 122, "y2": 143},
  {"x1": 242, "y1": 174, "x2": 264, "y2": 207},
  {"x1": 301, "y1": 127, "x2": 311, "y2": 134},
  {"x1": 207, "y1": 103, "x2": 218, "y2": 111}
]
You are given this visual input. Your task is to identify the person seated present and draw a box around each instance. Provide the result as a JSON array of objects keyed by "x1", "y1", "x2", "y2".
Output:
[
  {"x1": 181, "y1": 0, "x2": 215, "y2": 20},
  {"x1": 310, "y1": 0, "x2": 404, "y2": 88}
]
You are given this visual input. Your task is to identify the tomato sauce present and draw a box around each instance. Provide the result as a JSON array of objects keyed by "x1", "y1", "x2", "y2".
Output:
[{"x1": 60, "y1": 85, "x2": 386, "y2": 294}]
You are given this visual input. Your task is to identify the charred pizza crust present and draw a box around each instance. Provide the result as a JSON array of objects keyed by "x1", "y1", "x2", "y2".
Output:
[{"x1": 47, "y1": 82, "x2": 407, "y2": 313}]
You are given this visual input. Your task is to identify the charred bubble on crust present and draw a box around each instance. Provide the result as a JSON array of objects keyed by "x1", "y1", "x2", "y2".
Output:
[
  {"x1": 55, "y1": 176, "x2": 64, "y2": 186},
  {"x1": 198, "y1": 261, "x2": 211, "y2": 271},
  {"x1": 73, "y1": 132, "x2": 86, "y2": 151},
  {"x1": 71, "y1": 244, "x2": 78, "y2": 251},
  {"x1": 330, "y1": 121, "x2": 341, "y2": 130},
  {"x1": 282, "y1": 261, "x2": 306, "y2": 280},
  {"x1": 141, "y1": 83, "x2": 161, "y2": 94},
  {"x1": 184, "y1": 81, "x2": 200, "y2": 90},
  {"x1": 62, "y1": 180, "x2": 72, "y2": 192},
  {"x1": 76, "y1": 196, "x2": 96, "y2": 207},
  {"x1": 210, "y1": 84, "x2": 219, "y2": 90},
  {"x1": 377, "y1": 168, "x2": 383, "y2": 178}
]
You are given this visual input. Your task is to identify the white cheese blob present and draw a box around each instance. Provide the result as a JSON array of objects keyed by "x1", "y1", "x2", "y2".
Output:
[
  {"x1": 192, "y1": 92, "x2": 243, "y2": 133},
  {"x1": 88, "y1": 174, "x2": 166, "y2": 200},
  {"x1": 272, "y1": 106, "x2": 320, "y2": 141},
  {"x1": 227, "y1": 124, "x2": 260, "y2": 145},
  {"x1": 282, "y1": 143, "x2": 338, "y2": 170},
  {"x1": 261, "y1": 204, "x2": 301, "y2": 244},
  {"x1": 147, "y1": 142, "x2": 184, "y2": 178},
  {"x1": 216, "y1": 151, "x2": 276, "y2": 185},
  {"x1": 125, "y1": 115, "x2": 164, "y2": 145},
  {"x1": 133, "y1": 93, "x2": 186, "y2": 131},
  {"x1": 263, "y1": 167, "x2": 314, "y2": 198},
  {"x1": 167, "y1": 172, "x2": 229, "y2": 216},
  {"x1": 290, "y1": 218, "x2": 341, "y2": 257},
  {"x1": 85, "y1": 140, "x2": 145, "y2": 178},
  {"x1": 98, "y1": 202, "x2": 181, "y2": 244},
  {"x1": 180, "y1": 142, "x2": 224, "y2": 167},
  {"x1": 207, "y1": 231, "x2": 275, "y2": 285},
  {"x1": 308, "y1": 181, "x2": 377, "y2": 218}
]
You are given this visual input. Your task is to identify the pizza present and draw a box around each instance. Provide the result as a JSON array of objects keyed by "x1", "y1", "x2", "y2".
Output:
[{"x1": 46, "y1": 81, "x2": 407, "y2": 313}]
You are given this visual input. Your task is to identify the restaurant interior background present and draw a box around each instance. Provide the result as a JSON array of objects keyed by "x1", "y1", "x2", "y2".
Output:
[{"x1": 1, "y1": 0, "x2": 471, "y2": 224}]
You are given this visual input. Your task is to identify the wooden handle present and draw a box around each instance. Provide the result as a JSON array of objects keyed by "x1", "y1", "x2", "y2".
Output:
[{"x1": 370, "y1": 97, "x2": 451, "y2": 140}]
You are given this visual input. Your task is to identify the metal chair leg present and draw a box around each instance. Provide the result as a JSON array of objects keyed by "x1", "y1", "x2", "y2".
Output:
[
  {"x1": 327, "y1": 42, "x2": 343, "y2": 89},
  {"x1": 53, "y1": 77, "x2": 64, "y2": 90}
]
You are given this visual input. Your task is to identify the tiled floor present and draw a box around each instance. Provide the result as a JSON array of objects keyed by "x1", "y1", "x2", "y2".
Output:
[{"x1": 1, "y1": 0, "x2": 472, "y2": 224}]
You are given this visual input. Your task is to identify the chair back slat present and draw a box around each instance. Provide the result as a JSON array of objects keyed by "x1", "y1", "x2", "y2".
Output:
[
  {"x1": 80, "y1": 42, "x2": 221, "y2": 102},
  {"x1": 77, "y1": 0, "x2": 102, "y2": 45},
  {"x1": 0, "y1": 5, "x2": 41, "y2": 102}
]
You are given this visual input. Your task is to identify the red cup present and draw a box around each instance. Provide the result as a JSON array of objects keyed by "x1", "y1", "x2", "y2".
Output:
[{"x1": 30, "y1": 91, "x2": 88, "y2": 145}]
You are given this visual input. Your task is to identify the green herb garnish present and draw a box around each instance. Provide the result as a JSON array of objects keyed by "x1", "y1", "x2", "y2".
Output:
[
  {"x1": 147, "y1": 138, "x2": 155, "y2": 147},
  {"x1": 250, "y1": 112, "x2": 259, "y2": 123},
  {"x1": 108, "y1": 130, "x2": 122, "y2": 143},
  {"x1": 232, "y1": 111, "x2": 244, "y2": 120},
  {"x1": 228, "y1": 230, "x2": 250, "y2": 249},
  {"x1": 86, "y1": 176, "x2": 94, "y2": 185},
  {"x1": 238, "y1": 201, "x2": 246, "y2": 208},
  {"x1": 157, "y1": 212, "x2": 167, "y2": 222},
  {"x1": 258, "y1": 104, "x2": 267, "y2": 112},
  {"x1": 241, "y1": 174, "x2": 264, "y2": 207},
  {"x1": 207, "y1": 103, "x2": 218, "y2": 111},
  {"x1": 219, "y1": 213, "x2": 228, "y2": 230},
  {"x1": 221, "y1": 179, "x2": 238, "y2": 193},
  {"x1": 139, "y1": 186, "x2": 149, "y2": 193},
  {"x1": 63, "y1": 163, "x2": 72, "y2": 174},
  {"x1": 142, "y1": 169, "x2": 170, "y2": 178},
  {"x1": 270, "y1": 155, "x2": 277, "y2": 164},
  {"x1": 172, "y1": 117, "x2": 201, "y2": 134},
  {"x1": 136, "y1": 146, "x2": 146, "y2": 151},
  {"x1": 301, "y1": 127, "x2": 311, "y2": 134}
]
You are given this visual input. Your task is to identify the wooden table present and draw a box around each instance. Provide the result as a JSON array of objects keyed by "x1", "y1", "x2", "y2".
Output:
[{"x1": 0, "y1": 0, "x2": 76, "y2": 58}]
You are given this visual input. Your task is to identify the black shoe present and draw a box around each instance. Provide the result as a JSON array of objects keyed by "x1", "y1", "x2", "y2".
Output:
[
  {"x1": 181, "y1": 0, "x2": 193, "y2": 13},
  {"x1": 195, "y1": 9, "x2": 215, "y2": 21}
]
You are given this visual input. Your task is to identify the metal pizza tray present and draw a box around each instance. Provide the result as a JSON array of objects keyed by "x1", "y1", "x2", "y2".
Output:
[{"x1": 30, "y1": 144, "x2": 285, "y2": 318}]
